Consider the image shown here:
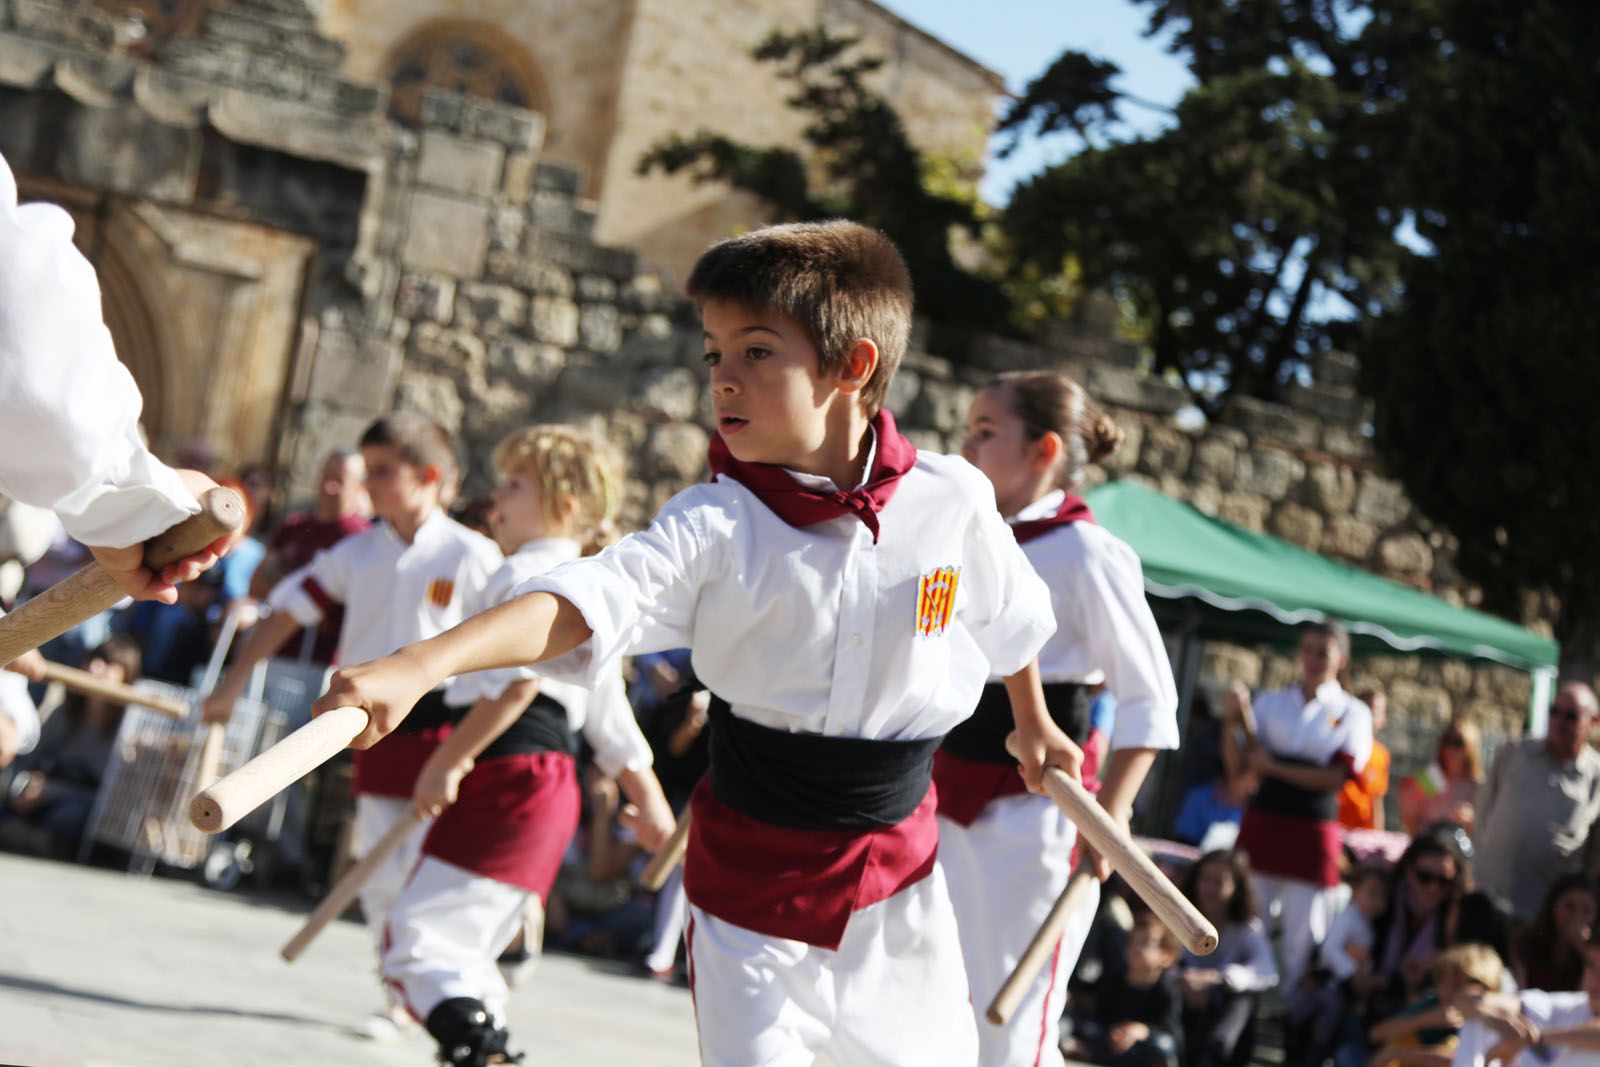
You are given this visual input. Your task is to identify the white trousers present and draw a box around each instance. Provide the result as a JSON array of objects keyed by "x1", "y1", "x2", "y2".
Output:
[
  {"x1": 1253, "y1": 873, "x2": 1338, "y2": 991},
  {"x1": 685, "y1": 866, "x2": 977, "y2": 1067},
  {"x1": 940, "y1": 795, "x2": 1097, "y2": 1067},
  {"x1": 351, "y1": 794, "x2": 432, "y2": 948},
  {"x1": 382, "y1": 855, "x2": 529, "y2": 1023}
]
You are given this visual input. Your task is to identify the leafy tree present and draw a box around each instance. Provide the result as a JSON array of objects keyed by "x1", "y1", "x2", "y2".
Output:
[
  {"x1": 638, "y1": 27, "x2": 1012, "y2": 334},
  {"x1": 1359, "y1": 1, "x2": 1600, "y2": 673},
  {"x1": 999, "y1": 4, "x2": 1408, "y2": 413}
]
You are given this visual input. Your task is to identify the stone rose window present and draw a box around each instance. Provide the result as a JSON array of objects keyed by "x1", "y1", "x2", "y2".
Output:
[{"x1": 383, "y1": 19, "x2": 546, "y2": 126}]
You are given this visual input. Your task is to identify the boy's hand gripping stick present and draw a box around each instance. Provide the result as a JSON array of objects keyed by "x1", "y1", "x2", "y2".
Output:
[
  {"x1": 1007, "y1": 736, "x2": 1218, "y2": 959},
  {"x1": 0, "y1": 488, "x2": 245, "y2": 666},
  {"x1": 638, "y1": 809, "x2": 693, "y2": 891}
]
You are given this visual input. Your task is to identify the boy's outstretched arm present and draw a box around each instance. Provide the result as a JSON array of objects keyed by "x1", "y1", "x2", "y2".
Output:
[
  {"x1": 1004, "y1": 658, "x2": 1084, "y2": 794},
  {"x1": 313, "y1": 591, "x2": 593, "y2": 749}
]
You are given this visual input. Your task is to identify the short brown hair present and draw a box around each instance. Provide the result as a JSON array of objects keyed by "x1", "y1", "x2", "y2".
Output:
[
  {"x1": 494, "y1": 425, "x2": 622, "y2": 555},
  {"x1": 987, "y1": 371, "x2": 1125, "y2": 489},
  {"x1": 686, "y1": 220, "x2": 914, "y2": 416},
  {"x1": 360, "y1": 413, "x2": 459, "y2": 488}
]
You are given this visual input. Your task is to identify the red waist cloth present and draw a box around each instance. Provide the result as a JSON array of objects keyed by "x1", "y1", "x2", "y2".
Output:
[
  {"x1": 932, "y1": 728, "x2": 1105, "y2": 828},
  {"x1": 351, "y1": 725, "x2": 450, "y2": 798},
  {"x1": 682, "y1": 778, "x2": 939, "y2": 950},
  {"x1": 1235, "y1": 808, "x2": 1344, "y2": 887},
  {"x1": 423, "y1": 751, "x2": 580, "y2": 896}
]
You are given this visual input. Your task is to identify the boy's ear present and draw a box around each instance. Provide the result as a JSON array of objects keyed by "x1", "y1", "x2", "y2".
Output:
[
  {"x1": 418, "y1": 463, "x2": 442, "y2": 487},
  {"x1": 833, "y1": 338, "x2": 879, "y2": 397}
]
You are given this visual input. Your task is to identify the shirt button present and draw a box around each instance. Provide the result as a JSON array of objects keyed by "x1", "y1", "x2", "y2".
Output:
[{"x1": 850, "y1": 634, "x2": 863, "y2": 647}]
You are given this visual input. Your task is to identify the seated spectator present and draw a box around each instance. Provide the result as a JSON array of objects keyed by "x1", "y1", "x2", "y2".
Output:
[
  {"x1": 1067, "y1": 911, "x2": 1183, "y2": 1067},
  {"x1": 1178, "y1": 849, "x2": 1279, "y2": 1067},
  {"x1": 1515, "y1": 876, "x2": 1599, "y2": 994},
  {"x1": 1368, "y1": 944, "x2": 1505, "y2": 1067},
  {"x1": 1450, "y1": 936, "x2": 1600, "y2": 1067},
  {"x1": 1400, "y1": 718, "x2": 1484, "y2": 837},
  {"x1": 1290, "y1": 865, "x2": 1393, "y2": 1067},
  {"x1": 1172, "y1": 770, "x2": 1256, "y2": 848},
  {"x1": 546, "y1": 764, "x2": 654, "y2": 961},
  {"x1": 1336, "y1": 834, "x2": 1470, "y2": 1067},
  {"x1": 0, "y1": 636, "x2": 140, "y2": 859},
  {"x1": 638, "y1": 679, "x2": 711, "y2": 982},
  {"x1": 119, "y1": 569, "x2": 220, "y2": 685},
  {"x1": 1340, "y1": 686, "x2": 1392, "y2": 831}
]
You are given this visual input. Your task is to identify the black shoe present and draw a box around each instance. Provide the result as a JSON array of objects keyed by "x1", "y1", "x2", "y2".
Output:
[{"x1": 425, "y1": 998, "x2": 524, "y2": 1067}]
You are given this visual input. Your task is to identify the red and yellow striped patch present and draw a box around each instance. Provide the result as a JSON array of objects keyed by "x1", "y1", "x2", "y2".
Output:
[
  {"x1": 915, "y1": 565, "x2": 960, "y2": 638},
  {"x1": 426, "y1": 578, "x2": 455, "y2": 608}
]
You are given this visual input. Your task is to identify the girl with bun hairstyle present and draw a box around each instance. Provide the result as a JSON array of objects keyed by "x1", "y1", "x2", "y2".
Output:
[{"x1": 937, "y1": 370, "x2": 1181, "y2": 1067}]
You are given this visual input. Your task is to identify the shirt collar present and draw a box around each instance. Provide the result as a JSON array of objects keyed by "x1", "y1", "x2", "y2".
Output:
[
  {"x1": 511, "y1": 536, "x2": 582, "y2": 565},
  {"x1": 1010, "y1": 489, "x2": 1066, "y2": 525},
  {"x1": 784, "y1": 424, "x2": 880, "y2": 493}
]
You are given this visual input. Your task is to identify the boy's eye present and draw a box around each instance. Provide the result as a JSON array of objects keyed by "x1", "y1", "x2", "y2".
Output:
[
  {"x1": 702, "y1": 350, "x2": 721, "y2": 366},
  {"x1": 746, "y1": 346, "x2": 771, "y2": 361}
]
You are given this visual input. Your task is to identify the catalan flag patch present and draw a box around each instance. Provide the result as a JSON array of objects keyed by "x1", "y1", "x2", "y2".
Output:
[
  {"x1": 426, "y1": 578, "x2": 455, "y2": 608},
  {"x1": 915, "y1": 565, "x2": 960, "y2": 638}
]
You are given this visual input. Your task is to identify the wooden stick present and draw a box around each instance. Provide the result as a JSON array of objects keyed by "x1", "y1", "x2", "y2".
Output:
[
  {"x1": 281, "y1": 807, "x2": 426, "y2": 963},
  {"x1": 189, "y1": 705, "x2": 369, "y2": 833},
  {"x1": 0, "y1": 488, "x2": 245, "y2": 666},
  {"x1": 987, "y1": 864, "x2": 1097, "y2": 1025},
  {"x1": 639, "y1": 809, "x2": 692, "y2": 891},
  {"x1": 1029, "y1": 761, "x2": 1217, "y2": 956},
  {"x1": 26, "y1": 660, "x2": 190, "y2": 718},
  {"x1": 194, "y1": 723, "x2": 226, "y2": 790}
]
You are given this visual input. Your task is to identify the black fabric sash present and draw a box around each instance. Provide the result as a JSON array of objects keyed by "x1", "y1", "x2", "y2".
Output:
[
  {"x1": 480, "y1": 692, "x2": 577, "y2": 759},
  {"x1": 1249, "y1": 756, "x2": 1338, "y2": 821},
  {"x1": 707, "y1": 701, "x2": 941, "y2": 831},
  {"x1": 940, "y1": 681, "x2": 1091, "y2": 765},
  {"x1": 398, "y1": 689, "x2": 459, "y2": 733}
]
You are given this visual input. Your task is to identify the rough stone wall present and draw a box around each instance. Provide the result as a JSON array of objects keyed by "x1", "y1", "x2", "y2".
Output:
[{"x1": 317, "y1": 0, "x2": 1003, "y2": 284}]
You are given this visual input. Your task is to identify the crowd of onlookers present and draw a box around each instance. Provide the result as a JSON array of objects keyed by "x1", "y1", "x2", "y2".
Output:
[{"x1": 1064, "y1": 627, "x2": 1600, "y2": 1067}]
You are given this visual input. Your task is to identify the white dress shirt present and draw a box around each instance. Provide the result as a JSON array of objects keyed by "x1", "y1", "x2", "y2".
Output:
[
  {"x1": 517, "y1": 451, "x2": 1055, "y2": 743},
  {"x1": 268, "y1": 509, "x2": 501, "y2": 670},
  {"x1": 0, "y1": 151, "x2": 196, "y2": 547},
  {"x1": 1009, "y1": 489, "x2": 1180, "y2": 753},
  {"x1": 1251, "y1": 680, "x2": 1373, "y2": 773},
  {"x1": 446, "y1": 537, "x2": 651, "y2": 777}
]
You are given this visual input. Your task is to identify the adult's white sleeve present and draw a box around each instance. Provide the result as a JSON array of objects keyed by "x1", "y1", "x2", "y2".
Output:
[
  {"x1": 1069, "y1": 536, "x2": 1179, "y2": 752},
  {"x1": 513, "y1": 492, "x2": 712, "y2": 690},
  {"x1": 581, "y1": 671, "x2": 654, "y2": 778},
  {"x1": 0, "y1": 666, "x2": 39, "y2": 755},
  {"x1": 958, "y1": 492, "x2": 1055, "y2": 677},
  {"x1": 0, "y1": 152, "x2": 196, "y2": 546}
]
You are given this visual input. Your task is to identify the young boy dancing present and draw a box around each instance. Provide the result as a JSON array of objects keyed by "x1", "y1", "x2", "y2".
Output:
[{"x1": 313, "y1": 220, "x2": 1082, "y2": 1065}]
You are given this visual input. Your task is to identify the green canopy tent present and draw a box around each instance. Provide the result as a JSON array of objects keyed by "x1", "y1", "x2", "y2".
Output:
[{"x1": 1080, "y1": 479, "x2": 1559, "y2": 820}]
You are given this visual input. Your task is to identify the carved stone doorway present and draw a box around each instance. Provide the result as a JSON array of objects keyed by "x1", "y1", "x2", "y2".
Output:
[{"x1": 19, "y1": 178, "x2": 315, "y2": 475}]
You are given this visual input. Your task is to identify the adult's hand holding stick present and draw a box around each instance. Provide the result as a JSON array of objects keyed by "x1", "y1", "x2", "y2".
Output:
[
  {"x1": 0, "y1": 488, "x2": 245, "y2": 667},
  {"x1": 987, "y1": 864, "x2": 1097, "y2": 1025},
  {"x1": 639, "y1": 809, "x2": 692, "y2": 891},
  {"x1": 280, "y1": 807, "x2": 426, "y2": 962},
  {"x1": 1006, "y1": 736, "x2": 1217, "y2": 957},
  {"x1": 189, "y1": 705, "x2": 369, "y2": 833}
]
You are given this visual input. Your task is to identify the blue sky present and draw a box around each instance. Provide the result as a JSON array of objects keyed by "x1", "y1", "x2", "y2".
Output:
[{"x1": 873, "y1": 0, "x2": 1194, "y2": 204}]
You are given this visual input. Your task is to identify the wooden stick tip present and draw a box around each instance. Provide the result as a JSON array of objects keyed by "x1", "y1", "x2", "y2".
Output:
[
  {"x1": 202, "y1": 487, "x2": 247, "y2": 529},
  {"x1": 189, "y1": 792, "x2": 225, "y2": 833},
  {"x1": 985, "y1": 1007, "x2": 1009, "y2": 1026}
]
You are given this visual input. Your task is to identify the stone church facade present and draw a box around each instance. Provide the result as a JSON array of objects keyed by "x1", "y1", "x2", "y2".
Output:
[{"x1": 0, "y1": 0, "x2": 1552, "y2": 815}]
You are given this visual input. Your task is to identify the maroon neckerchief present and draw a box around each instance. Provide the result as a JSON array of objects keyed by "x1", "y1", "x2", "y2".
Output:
[
  {"x1": 1008, "y1": 493, "x2": 1094, "y2": 544},
  {"x1": 706, "y1": 410, "x2": 917, "y2": 542}
]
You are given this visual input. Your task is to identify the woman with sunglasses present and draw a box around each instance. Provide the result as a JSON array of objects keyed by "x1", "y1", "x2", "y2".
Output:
[
  {"x1": 1399, "y1": 718, "x2": 1485, "y2": 837},
  {"x1": 1333, "y1": 834, "x2": 1468, "y2": 1067}
]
